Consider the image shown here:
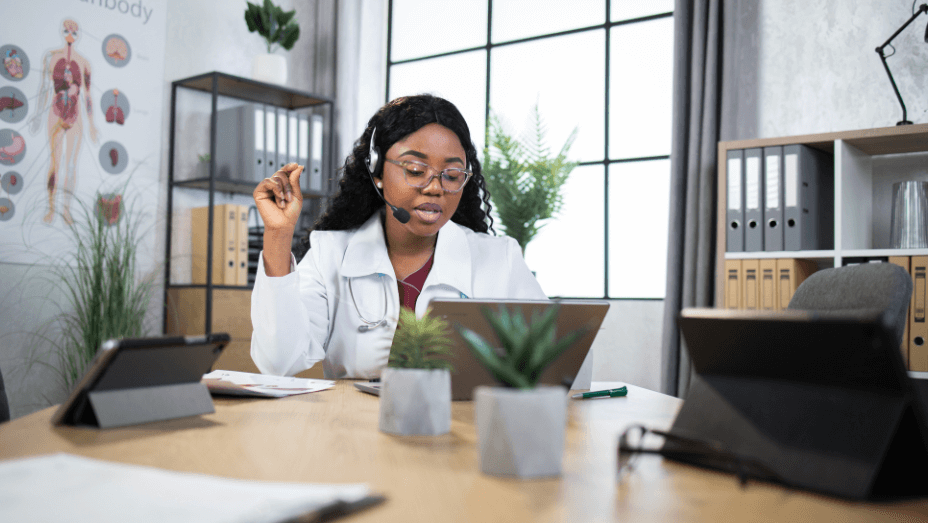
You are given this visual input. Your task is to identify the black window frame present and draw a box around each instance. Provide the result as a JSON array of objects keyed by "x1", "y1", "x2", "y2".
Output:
[{"x1": 385, "y1": 0, "x2": 673, "y2": 300}]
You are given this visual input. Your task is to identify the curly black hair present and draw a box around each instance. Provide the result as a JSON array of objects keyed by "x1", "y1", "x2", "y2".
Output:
[{"x1": 302, "y1": 94, "x2": 494, "y2": 251}]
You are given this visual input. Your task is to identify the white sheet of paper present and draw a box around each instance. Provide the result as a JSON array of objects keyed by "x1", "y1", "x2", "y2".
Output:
[
  {"x1": 202, "y1": 370, "x2": 335, "y2": 397},
  {"x1": 0, "y1": 453, "x2": 370, "y2": 523}
]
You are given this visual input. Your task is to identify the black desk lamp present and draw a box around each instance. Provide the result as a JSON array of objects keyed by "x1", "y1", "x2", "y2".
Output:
[{"x1": 875, "y1": 3, "x2": 928, "y2": 125}]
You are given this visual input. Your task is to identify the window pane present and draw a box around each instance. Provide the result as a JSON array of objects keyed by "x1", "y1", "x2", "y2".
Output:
[
  {"x1": 391, "y1": 0, "x2": 487, "y2": 62},
  {"x1": 523, "y1": 165, "x2": 605, "y2": 298},
  {"x1": 609, "y1": 17, "x2": 673, "y2": 160},
  {"x1": 389, "y1": 51, "x2": 487, "y2": 153},
  {"x1": 490, "y1": 31, "x2": 605, "y2": 163},
  {"x1": 611, "y1": 0, "x2": 673, "y2": 22},
  {"x1": 492, "y1": 0, "x2": 603, "y2": 43},
  {"x1": 608, "y1": 160, "x2": 669, "y2": 298}
]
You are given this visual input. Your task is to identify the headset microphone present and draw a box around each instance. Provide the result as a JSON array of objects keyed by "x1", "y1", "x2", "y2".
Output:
[{"x1": 366, "y1": 127, "x2": 411, "y2": 224}]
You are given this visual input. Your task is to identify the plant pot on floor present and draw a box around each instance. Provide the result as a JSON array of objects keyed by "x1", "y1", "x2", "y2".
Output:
[
  {"x1": 474, "y1": 385, "x2": 568, "y2": 477},
  {"x1": 252, "y1": 53, "x2": 287, "y2": 85},
  {"x1": 379, "y1": 367, "x2": 451, "y2": 436}
]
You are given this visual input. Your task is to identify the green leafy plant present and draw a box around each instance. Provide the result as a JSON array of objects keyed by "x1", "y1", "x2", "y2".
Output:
[
  {"x1": 244, "y1": 0, "x2": 301, "y2": 54},
  {"x1": 457, "y1": 304, "x2": 583, "y2": 389},
  {"x1": 28, "y1": 193, "x2": 156, "y2": 392},
  {"x1": 388, "y1": 309, "x2": 455, "y2": 370},
  {"x1": 483, "y1": 104, "x2": 578, "y2": 254},
  {"x1": 197, "y1": 153, "x2": 210, "y2": 163}
]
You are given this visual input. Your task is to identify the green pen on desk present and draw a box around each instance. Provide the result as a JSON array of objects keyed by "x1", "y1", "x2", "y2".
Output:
[{"x1": 571, "y1": 386, "x2": 627, "y2": 399}]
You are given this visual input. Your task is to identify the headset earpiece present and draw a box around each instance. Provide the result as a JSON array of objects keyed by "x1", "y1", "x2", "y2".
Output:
[{"x1": 366, "y1": 127, "x2": 380, "y2": 176}]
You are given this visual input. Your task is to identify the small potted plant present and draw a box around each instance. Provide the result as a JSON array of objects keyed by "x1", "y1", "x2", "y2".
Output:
[
  {"x1": 379, "y1": 309, "x2": 454, "y2": 436},
  {"x1": 458, "y1": 304, "x2": 583, "y2": 477},
  {"x1": 244, "y1": 0, "x2": 301, "y2": 84}
]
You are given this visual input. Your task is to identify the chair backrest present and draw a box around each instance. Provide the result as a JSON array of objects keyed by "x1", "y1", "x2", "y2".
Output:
[
  {"x1": 0, "y1": 366, "x2": 9, "y2": 423},
  {"x1": 787, "y1": 262, "x2": 913, "y2": 348}
]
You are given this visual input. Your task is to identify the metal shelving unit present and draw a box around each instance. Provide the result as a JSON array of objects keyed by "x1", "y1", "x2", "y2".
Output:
[{"x1": 163, "y1": 72, "x2": 336, "y2": 335}]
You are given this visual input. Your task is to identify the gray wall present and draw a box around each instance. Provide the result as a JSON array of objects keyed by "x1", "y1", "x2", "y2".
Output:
[{"x1": 723, "y1": 0, "x2": 928, "y2": 140}]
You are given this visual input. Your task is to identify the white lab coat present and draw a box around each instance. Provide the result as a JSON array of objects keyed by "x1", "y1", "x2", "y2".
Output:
[{"x1": 250, "y1": 212, "x2": 546, "y2": 379}]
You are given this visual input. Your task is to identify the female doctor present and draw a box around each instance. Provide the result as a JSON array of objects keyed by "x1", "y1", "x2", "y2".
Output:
[{"x1": 250, "y1": 94, "x2": 546, "y2": 379}]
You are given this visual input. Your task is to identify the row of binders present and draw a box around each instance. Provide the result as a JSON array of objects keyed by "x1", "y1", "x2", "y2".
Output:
[
  {"x1": 213, "y1": 105, "x2": 325, "y2": 193},
  {"x1": 888, "y1": 256, "x2": 928, "y2": 371},
  {"x1": 726, "y1": 144, "x2": 833, "y2": 252},
  {"x1": 726, "y1": 256, "x2": 928, "y2": 371},
  {"x1": 191, "y1": 204, "x2": 253, "y2": 286},
  {"x1": 724, "y1": 258, "x2": 818, "y2": 311}
]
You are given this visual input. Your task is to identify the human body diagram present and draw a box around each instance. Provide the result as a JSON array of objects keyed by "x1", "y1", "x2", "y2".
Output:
[{"x1": 28, "y1": 19, "x2": 99, "y2": 224}]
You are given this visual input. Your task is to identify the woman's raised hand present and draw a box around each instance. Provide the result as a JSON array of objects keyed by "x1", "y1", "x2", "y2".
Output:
[{"x1": 254, "y1": 163, "x2": 304, "y2": 233}]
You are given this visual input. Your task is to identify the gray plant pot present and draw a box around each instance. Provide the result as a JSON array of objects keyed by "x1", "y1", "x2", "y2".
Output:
[
  {"x1": 474, "y1": 385, "x2": 568, "y2": 478},
  {"x1": 378, "y1": 368, "x2": 451, "y2": 436}
]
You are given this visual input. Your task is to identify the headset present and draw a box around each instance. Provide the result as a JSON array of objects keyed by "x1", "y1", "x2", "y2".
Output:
[{"x1": 366, "y1": 127, "x2": 410, "y2": 224}]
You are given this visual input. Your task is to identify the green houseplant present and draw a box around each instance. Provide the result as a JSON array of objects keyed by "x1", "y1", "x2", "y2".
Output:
[
  {"x1": 457, "y1": 303, "x2": 585, "y2": 477},
  {"x1": 28, "y1": 192, "x2": 155, "y2": 394},
  {"x1": 244, "y1": 0, "x2": 301, "y2": 84},
  {"x1": 483, "y1": 105, "x2": 578, "y2": 255},
  {"x1": 379, "y1": 309, "x2": 454, "y2": 436}
]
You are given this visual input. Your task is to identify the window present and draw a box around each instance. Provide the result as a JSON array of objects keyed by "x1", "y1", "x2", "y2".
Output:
[{"x1": 387, "y1": 0, "x2": 673, "y2": 299}]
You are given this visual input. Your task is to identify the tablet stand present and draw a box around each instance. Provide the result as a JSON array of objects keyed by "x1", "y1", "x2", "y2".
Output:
[
  {"x1": 666, "y1": 374, "x2": 928, "y2": 500},
  {"x1": 78, "y1": 383, "x2": 214, "y2": 429}
]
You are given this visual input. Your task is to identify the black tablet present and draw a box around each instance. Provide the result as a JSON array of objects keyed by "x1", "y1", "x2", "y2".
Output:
[{"x1": 51, "y1": 334, "x2": 229, "y2": 428}]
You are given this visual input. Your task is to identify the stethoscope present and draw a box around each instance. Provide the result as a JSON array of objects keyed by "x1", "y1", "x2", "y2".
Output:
[
  {"x1": 350, "y1": 273, "x2": 390, "y2": 332},
  {"x1": 349, "y1": 273, "x2": 470, "y2": 332}
]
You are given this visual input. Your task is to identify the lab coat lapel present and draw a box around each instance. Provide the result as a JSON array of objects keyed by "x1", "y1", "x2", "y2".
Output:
[
  {"x1": 341, "y1": 213, "x2": 394, "y2": 279},
  {"x1": 424, "y1": 220, "x2": 473, "y2": 299}
]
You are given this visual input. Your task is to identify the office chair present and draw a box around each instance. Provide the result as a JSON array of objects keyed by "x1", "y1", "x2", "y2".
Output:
[
  {"x1": 787, "y1": 262, "x2": 913, "y2": 348},
  {"x1": 0, "y1": 366, "x2": 9, "y2": 423}
]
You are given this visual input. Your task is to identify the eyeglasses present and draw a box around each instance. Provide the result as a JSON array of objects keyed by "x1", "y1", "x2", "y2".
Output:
[
  {"x1": 617, "y1": 425, "x2": 785, "y2": 487},
  {"x1": 384, "y1": 158, "x2": 472, "y2": 193}
]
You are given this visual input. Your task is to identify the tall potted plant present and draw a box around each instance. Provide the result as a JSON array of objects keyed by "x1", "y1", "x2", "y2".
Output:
[
  {"x1": 28, "y1": 192, "x2": 156, "y2": 394},
  {"x1": 244, "y1": 0, "x2": 301, "y2": 85},
  {"x1": 379, "y1": 309, "x2": 454, "y2": 436},
  {"x1": 482, "y1": 104, "x2": 578, "y2": 255},
  {"x1": 458, "y1": 304, "x2": 583, "y2": 477}
]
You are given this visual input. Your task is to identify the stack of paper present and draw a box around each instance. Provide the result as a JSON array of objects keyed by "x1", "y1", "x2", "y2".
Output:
[
  {"x1": 0, "y1": 453, "x2": 380, "y2": 523},
  {"x1": 202, "y1": 370, "x2": 335, "y2": 398}
]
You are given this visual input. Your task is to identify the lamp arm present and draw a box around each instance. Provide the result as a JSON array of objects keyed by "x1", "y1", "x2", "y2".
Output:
[
  {"x1": 876, "y1": 4, "x2": 927, "y2": 52},
  {"x1": 874, "y1": 4, "x2": 927, "y2": 126}
]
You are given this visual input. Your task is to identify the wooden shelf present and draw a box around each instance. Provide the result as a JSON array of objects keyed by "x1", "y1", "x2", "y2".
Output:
[
  {"x1": 715, "y1": 124, "x2": 928, "y2": 306},
  {"x1": 173, "y1": 71, "x2": 333, "y2": 109},
  {"x1": 172, "y1": 177, "x2": 328, "y2": 199},
  {"x1": 724, "y1": 251, "x2": 835, "y2": 260},
  {"x1": 717, "y1": 122, "x2": 928, "y2": 156}
]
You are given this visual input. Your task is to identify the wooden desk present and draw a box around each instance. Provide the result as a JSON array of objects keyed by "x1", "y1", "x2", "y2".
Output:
[{"x1": 0, "y1": 381, "x2": 924, "y2": 521}]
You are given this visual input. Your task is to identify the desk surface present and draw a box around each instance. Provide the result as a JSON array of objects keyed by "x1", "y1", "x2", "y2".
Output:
[{"x1": 1, "y1": 381, "x2": 925, "y2": 521}]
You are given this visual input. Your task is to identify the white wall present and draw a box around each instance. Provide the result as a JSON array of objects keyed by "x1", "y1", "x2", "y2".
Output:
[
  {"x1": 0, "y1": 0, "x2": 337, "y2": 419},
  {"x1": 5, "y1": 0, "x2": 923, "y2": 416}
]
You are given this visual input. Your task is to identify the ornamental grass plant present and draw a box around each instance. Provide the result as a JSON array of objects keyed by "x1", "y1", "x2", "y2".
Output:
[{"x1": 28, "y1": 193, "x2": 156, "y2": 392}]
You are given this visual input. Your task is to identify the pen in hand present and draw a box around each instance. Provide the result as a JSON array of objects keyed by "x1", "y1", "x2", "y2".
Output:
[{"x1": 571, "y1": 386, "x2": 627, "y2": 399}]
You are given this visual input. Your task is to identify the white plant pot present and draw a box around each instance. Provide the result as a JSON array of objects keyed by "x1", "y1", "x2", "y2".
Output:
[
  {"x1": 474, "y1": 385, "x2": 567, "y2": 478},
  {"x1": 378, "y1": 368, "x2": 451, "y2": 436},
  {"x1": 252, "y1": 53, "x2": 287, "y2": 85}
]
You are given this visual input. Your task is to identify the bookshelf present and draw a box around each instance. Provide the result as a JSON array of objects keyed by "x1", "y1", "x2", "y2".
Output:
[
  {"x1": 163, "y1": 72, "x2": 336, "y2": 373},
  {"x1": 715, "y1": 123, "x2": 928, "y2": 306}
]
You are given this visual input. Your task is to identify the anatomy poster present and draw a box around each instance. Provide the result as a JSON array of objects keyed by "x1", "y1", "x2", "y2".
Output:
[{"x1": 0, "y1": 1, "x2": 166, "y2": 266}]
